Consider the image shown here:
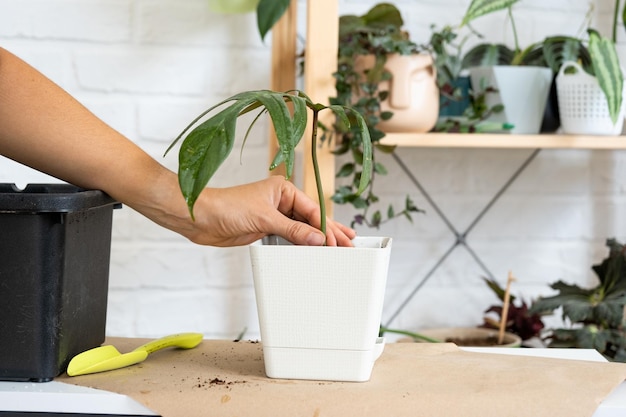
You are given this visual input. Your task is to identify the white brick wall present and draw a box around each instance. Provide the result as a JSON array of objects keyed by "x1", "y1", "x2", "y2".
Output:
[{"x1": 1, "y1": 0, "x2": 624, "y2": 340}]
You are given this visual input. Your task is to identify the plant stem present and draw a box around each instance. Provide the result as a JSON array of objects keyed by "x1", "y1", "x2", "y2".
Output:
[
  {"x1": 310, "y1": 109, "x2": 327, "y2": 241},
  {"x1": 507, "y1": 6, "x2": 520, "y2": 53},
  {"x1": 379, "y1": 326, "x2": 442, "y2": 343},
  {"x1": 612, "y1": 0, "x2": 620, "y2": 43}
]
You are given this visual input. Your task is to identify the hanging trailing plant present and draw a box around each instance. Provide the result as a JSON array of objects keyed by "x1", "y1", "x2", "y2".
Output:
[{"x1": 326, "y1": 3, "x2": 424, "y2": 229}]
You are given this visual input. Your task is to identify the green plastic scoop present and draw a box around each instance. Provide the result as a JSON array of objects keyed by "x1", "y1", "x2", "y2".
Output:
[{"x1": 67, "y1": 332, "x2": 203, "y2": 376}]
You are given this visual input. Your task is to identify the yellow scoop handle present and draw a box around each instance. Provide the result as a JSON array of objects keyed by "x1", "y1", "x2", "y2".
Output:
[
  {"x1": 67, "y1": 332, "x2": 203, "y2": 376},
  {"x1": 132, "y1": 332, "x2": 203, "y2": 354}
]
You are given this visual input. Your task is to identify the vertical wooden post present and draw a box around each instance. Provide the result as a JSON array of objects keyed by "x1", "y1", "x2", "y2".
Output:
[
  {"x1": 269, "y1": 0, "x2": 338, "y2": 217},
  {"x1": 303, "y1": 0, "x2": 338, "y2": 218},
  {"x1": 268, "y1": 1, "x2": 297, "y2": 178}
]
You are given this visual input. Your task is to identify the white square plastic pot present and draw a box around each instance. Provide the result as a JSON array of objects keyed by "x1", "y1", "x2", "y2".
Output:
[{"x1": 249, "y1": 236, "x2": 392, "y2": 382}]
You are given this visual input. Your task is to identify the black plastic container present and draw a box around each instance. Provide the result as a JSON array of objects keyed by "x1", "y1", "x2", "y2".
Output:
[{"x1": 0, "y1": 183, "x2": 120, "y2": 382}]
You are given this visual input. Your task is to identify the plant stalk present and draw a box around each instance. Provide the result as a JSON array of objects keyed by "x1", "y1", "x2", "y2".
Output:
[
  {"x1": 310, "y1": 109, "x2": 327, "y2": 241},
  {"x1": 507, "y1": 6, "x2": 520, "y2": 53},
  {"x1": 379, "y1": 326, "x2": 441, "y2": 343}
]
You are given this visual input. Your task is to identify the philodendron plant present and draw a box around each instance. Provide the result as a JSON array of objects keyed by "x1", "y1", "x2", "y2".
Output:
[{"x1": 165, "y1": 90, "x2": 372, "y2": 241}]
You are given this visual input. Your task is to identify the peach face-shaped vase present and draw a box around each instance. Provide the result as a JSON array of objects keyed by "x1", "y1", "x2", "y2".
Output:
[{"x1": 355, "y1": 53, "x2": 439, "y2": 133}]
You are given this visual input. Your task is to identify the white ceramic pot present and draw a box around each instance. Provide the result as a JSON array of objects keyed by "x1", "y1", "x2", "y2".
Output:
[
  {"x1": 556, "y1": 61, "x2": 625, "y2": 135},
  {"x1": 249, "y1": 236, "x2": 392, "y2": 382},
  {"x1": 469, "y1": 65, "x2": 553, "y2": 134},
  {"x1": 354, "y1": 53, "x2": 439, "y2": 133}
]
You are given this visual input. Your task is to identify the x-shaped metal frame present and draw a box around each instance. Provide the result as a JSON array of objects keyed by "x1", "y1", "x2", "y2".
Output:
[{"x1": 384, "y1": 148, "x2": 542, "y2": 327}]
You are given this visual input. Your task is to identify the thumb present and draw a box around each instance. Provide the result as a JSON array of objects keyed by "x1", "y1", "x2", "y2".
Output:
[{"x1": 272, "y1": 217, "x2": 325, "y2": 246}]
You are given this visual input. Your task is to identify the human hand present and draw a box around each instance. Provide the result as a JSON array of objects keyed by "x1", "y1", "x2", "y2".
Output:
[{"x1": 168, "y1": 176, "x2": 356, "y2": 247}]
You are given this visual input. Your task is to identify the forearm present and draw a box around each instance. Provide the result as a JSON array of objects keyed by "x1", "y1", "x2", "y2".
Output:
[
  {"x1": 0, "y1": 47, "x2": 189, "y2": 224},
  {"x1": 0, "y1": 47, "x2": 354, "y2": 247}
]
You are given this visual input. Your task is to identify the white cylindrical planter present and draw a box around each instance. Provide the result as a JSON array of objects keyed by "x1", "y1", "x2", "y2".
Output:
[
  {"x1": 249, "y1": 236, "x2": 392, "y2": 382},
  {"x1": 469, "y1": 65, "x2": 553, "y2": 134},
  {"x1": 556, "y1": 61, "x2": 625, "y2": 135}
]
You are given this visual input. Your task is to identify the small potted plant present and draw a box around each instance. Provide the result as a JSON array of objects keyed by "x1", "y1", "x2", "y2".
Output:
[
  {"x1": 428, "y1": 24, "x2": 472, "y2": 119},
  {"x1": 379, "y1": 276, "x2": 538, "y2": 348},
  {"x1": 166, "y1": 90, "x2": 392, "y2": 382},
  {"x1": 459, "y1": 0, "x2": 554, "y2": 134},
  {"x1": 529, "y1": 238, "x2": 626, "y2": 362},
  {"x1": 479, "y1": 277, "x2": 545, "y2": 347}
]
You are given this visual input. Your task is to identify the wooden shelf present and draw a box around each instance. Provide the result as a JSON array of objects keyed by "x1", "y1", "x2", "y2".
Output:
[
  {"x1": 273, "y1": 0, "x2": 626, "y2": 215},
  {"x1": 380, "y1": 133, "x2": 626, "y2": 149}
]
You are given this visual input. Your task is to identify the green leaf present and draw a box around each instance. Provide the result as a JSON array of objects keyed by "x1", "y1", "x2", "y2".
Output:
[
  {"x1": 374, "y1": 162, "x2": 388, "y2": 175},
  {"x1": 462, "y1": 43, "x2": 515, "y2": 67},
  {"x1": 375, "y1": 143, "x2": 397, "y2": 154},
  {"x1": 588, "y1": 29, "x2": 624, "y2": 125},
  {"x1": 344, "y1": 109, "x2": 372, "y2": 195},
  {"x1": 178, "y1": 103, "x2": 245, "y2": 217},
  {"x1": 257, "y1": 0, "x2": 290, "y2": 41},
  {"x1": 172, "y1": 90, "x2": 310, "y2": 218},
  {"x1": 351, "y1": 196, "x2": 368, "y2": 209},
  {"x1": 371, "y1": 210, "x2": 382, "y2": 228},
  {"x1": 380, "y1": 111, "x2": 394, "y2": 121},
  {"x1": 542, "y1": 36, "x2": 591, "y2": 74},
  {"x1": 362, "y1": 3, "x2": 403, "y2": 28},
  {"x1": 255, "y1": 92, "x2": 297, "y2": 177},
  {"x1": 623, "y1": 4, "x2": 626, "y2": 39},
  {"x1": 336, "y1": 163, "x2": 355, "y2": 177},
  {"x1": 387, "y1": 205, "x2": 395, "y2": 219},
  {"x1": 461, "y1": 0, "x2": 519, "y2": 26},
  {"x1": 529, "y1": 280, "x2": 593, "y2": 315}
]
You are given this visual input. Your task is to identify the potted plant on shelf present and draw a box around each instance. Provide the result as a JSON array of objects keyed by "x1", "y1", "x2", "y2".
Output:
[
  {"x1": 529, "y1": 238, "x2": 626, "y2": 362},
  {"x1": 165, "y1": 90, "x2": 392, "y2": 382},
  {"x1": 459, "y1": 0, "x2": 554, "y2": 134},
  {"x1": 461, "y1": 0, "x2": 624, "y2": 135},
  {"x1": 429, "y1": 24, "x2": 472, "y2": 119},
  {"x1": 427, "y1": 22, "x2": 517, "y2": 133},
  {"x1": 328, "y1": 2, "x2": 428, "y2": 229},
  {"x1": 555, "y1": 29, "x2": 625, "y2": 135}
]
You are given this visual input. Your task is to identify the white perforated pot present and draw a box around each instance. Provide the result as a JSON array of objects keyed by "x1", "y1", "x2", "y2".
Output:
[
  {"x1": 249, "y1": 236, "x2": 392, "y2": 382},
  {"x1": 556, "y1": 61, "x2": 625, "y2": 135}
]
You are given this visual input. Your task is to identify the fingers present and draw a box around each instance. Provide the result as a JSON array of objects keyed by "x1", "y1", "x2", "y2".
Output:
[
  {"x1": 325, "y1": 219, "x2": 357, "y2": 247},
  {"x1": 270, "y1": 214, "x2": 327, "y2": 246},
  {"x1": 273, "y1": 177, "x2": 355, "y2": 247},
  {"x1": 170, "y1": 176, "x2": 356, "y2": 248}
]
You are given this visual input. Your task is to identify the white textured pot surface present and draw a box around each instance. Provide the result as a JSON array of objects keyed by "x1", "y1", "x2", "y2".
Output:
[
  {"x1": 469, "y1": 65, "x2": 552, "y2": 134},
  {"x1": 556, "y1": 61, "x2": 625, "y2": 135},
  {"x1": 249, "y1": 236, "x2": 392, "y2": 381}
]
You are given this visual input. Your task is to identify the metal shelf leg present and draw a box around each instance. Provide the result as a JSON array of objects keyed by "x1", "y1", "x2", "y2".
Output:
[{"x1": 384, "y1": 149, "x2": 541, "y2": 327}]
